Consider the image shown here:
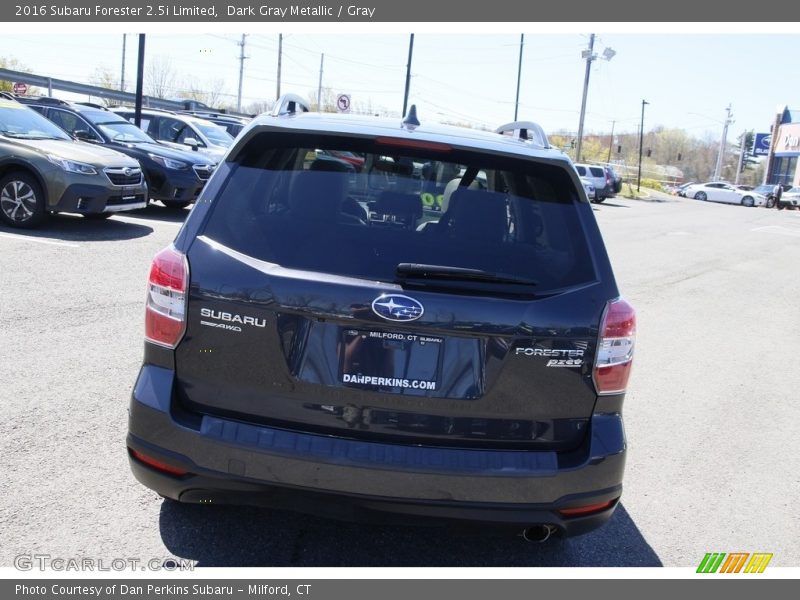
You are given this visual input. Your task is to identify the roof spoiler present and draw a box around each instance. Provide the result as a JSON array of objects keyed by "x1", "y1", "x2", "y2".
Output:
[
  {"x1": 271, "y1": 94, "x2": 310, "y2": 117},
  {"x1": 495, "y1": 121, "x2": 550, "y2": 149}
]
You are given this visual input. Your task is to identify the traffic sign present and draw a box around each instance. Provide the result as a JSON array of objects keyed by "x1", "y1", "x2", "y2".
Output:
[
  {"x1": 13, "y1": 82, "x2": 28, "y2": 95},
  {"x1": 336, "y1": 94, "x2": 351, "y2": 113}
]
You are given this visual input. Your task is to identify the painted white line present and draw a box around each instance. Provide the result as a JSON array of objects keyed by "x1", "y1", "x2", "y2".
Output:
[
  {"x1": 111, "y1": 215, "x2": 182, "y2": 227},
  {"x1": 0, "y1": 232, "x2": 80, "y2": 248},
  {"x1": 751, "y1": 226, "x2": 800, "y2": 237}
]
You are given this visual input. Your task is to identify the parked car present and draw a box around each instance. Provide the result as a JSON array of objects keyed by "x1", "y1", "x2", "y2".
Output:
[
  {"x1": 573, "y1": 163, "x2": 611, "y2": 202},
  {"x1": 683, "y1": 181, "x2": 766, "y2": 207},
  {"x1": 127, "y1": 99, "x2": 635, "y2": 541},
  {"x1": 752, "y1": 184, "x2": 778, "y2": 208},
  {"x1": 113, "y1": 107, "x2": 233, "y2": 161},
  {"x1": 0, "y1": 96, "x2": 147, "y2": 228},
  {"x1": 778, "y1": 186, "x2": 800, "y2": 209},
  {"x1": 675, "y1": 181, "x2": 695, "y2": 197},
  {"x1": 180, "y1": 110, "x2": 251, "y2": 138},
  {"x1": 17, "y1": 97, "x2": 216, "y2": 209},
  {"x1": 605, "y1": 165, "x2": 623, "y2": 194},
  {"x1": 580, "y1": 176, "x2": 596, "y2": 200}
]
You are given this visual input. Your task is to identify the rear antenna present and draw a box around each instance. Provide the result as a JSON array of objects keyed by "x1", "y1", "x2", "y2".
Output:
[{"x1": 402, "y1": 104, "x2": 420, "y2": 129}]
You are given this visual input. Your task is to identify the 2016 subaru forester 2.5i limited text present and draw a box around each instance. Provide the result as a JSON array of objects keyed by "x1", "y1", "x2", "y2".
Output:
[{"x1": 127, "y1": 96, "x2": 636, "y2": 541}]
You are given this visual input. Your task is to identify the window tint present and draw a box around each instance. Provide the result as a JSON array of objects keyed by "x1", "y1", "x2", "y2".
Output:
[
  {"x1": 49, "y1": 109, "x2": 101, "y2": 141},
  {"x1": 201, "y1": 134, "x2": 596, "y2": 293},
  {"x1": 589, "y1": 167, "x2": 604, "y2": 177},
  {"x1": 575, "y1": 166, "x2": 587, "y2": 176}
]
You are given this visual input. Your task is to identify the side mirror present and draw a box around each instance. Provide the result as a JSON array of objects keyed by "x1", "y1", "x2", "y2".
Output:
[
  {"x1": 183, "y1": 137, "x2": 200, "y2": 149},
  {"x1": 73, "y1": 130, "x2": 95, "y2": 142}
]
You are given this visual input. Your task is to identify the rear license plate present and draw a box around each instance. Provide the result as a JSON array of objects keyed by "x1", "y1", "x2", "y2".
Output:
[{"x1": 339, "y1": 329, "x2": 442, "y2": 392}]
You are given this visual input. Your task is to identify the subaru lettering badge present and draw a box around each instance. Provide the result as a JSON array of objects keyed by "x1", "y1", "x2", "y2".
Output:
[{"x1": 371, "y1": 294, "x2": 424, "y2": 322}]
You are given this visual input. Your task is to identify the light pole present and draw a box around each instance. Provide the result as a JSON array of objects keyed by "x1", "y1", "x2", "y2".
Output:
[
  {"x1": 712, "y1": 104, "x2": 734, "y2": 181},
  {"x1": 637, "y1": 100, "x2": 649, "y2": 192},
  {"x1": 575, "y1": 36, "x2": 615, "y2": 162}
]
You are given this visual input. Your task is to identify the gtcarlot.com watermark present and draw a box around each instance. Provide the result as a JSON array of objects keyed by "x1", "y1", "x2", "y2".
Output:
[{"x1": 14, "y1": 554, "x2": 196, "y2": 572}]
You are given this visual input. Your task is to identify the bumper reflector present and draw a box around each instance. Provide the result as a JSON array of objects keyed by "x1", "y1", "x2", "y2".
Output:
[
  {"x1": 558, "y1": 498, "x2": 617, "y2": 517},
  {"x1": 129, "y1": 448, "x2": 189, "y2": 477}
]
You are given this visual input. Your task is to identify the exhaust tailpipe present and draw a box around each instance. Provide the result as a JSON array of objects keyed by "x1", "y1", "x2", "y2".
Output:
[{"x1": 521, "y1": 524, "x2": 556, "y2": 543}]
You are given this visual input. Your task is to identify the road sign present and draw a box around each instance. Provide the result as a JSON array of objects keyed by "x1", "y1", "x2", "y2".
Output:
[
  {"x1": 336, "y1": 94, "x2": 351, "y2": 113},
  {"x1": 13, "y1": 82, "x2": 28, "y2": 95},
  {"x1": 753, "y1": 133, "x2": 771, "y2": 156}
]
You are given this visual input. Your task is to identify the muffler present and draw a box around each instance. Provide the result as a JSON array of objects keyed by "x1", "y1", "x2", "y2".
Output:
[{"x1": 521, "y1": 524, "x2": 557, "y2": 543}]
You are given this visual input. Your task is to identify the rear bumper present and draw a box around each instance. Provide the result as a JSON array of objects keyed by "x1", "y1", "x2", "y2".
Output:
[{"x1": 127, "y1": 365, "x2": 626, "y2": 537}]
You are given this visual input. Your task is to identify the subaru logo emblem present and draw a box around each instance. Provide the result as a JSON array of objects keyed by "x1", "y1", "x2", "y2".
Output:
[
  {"x1": 371, "y1": 294, "x2": 424, "y2": 322},
  {"x1": 124, "y1": 167, "x2": 132, "y2": 176}
]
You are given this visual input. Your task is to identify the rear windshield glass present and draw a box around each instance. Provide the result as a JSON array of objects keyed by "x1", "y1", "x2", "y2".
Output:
[{"x1": 201, "y1": 132, "x2": 596, "y2": 293}]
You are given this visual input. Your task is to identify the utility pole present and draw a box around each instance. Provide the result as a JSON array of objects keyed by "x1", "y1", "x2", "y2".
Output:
[
  {"x1": 575, "y1": 33, "x2": 595, "y2": 163},
  {"x1": 276, "y1": 33, "x2": 282, "y2": 101},
  {"x1": 514, "y1": 34, "x2": 524, "y2": 121},
  {"x1": 236, "y1": 34, "x2": 248, "y2": 112},
  {"x1": 712, "y1": 104, "x2": 733, "y2": 181},
  {"x1": 134, "y1": 34, "x2": 145, "y2": 129},
  {"x1": 734, "y1": 130, "x2": 747, "y2": 185},
  {"x1": 637, "y1": 100, "x2": 649, "y2": 192},
  {"x1": 402, "y1": 34, "x2": 414, "y2": 117},
  {"x1": 317, "y1": 53, "x2": 324, "y2": 112},
  {"x1": 606, "y1": 120, "x2": 616, "y2": 163},
  {"x1": 120, "y1": 34, "x2": 127, "y2": 92}
]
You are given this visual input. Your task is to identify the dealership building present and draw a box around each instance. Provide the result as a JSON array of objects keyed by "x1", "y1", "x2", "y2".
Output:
[{"x1": 765, "y1": 106, "x2": 800, "y2": 188}]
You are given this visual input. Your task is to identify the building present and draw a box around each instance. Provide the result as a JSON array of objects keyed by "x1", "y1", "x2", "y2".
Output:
[{"x1": 765, "y1": 106, "x2": 800, "y2": 187}]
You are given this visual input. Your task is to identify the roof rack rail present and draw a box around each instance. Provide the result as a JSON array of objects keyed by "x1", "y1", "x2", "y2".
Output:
[
  {"x1": 495, "y1": 121, "x2": 550, "y2": 149},
  {"x1": 0, "y1": 91, "x2": 15, "y2": 101},
  {"x1": 271, "y1": 94, "x2": 310, "y2": 117},
  {"x1": 76, "y1": 101, "x2": 109, "y2": 111},
  {"x1": 12, "y1": 95, "x2": 69, "y2": 106}
]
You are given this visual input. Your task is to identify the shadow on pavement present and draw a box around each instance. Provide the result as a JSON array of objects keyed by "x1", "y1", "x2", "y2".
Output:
[
  {"x1": 118, "y1": 203, "x2": 192, "y2": 224},
  {"x1": 159, "y1": 501, "x2": 661, "y2": 567},
  {"x1": 596, "y1": 202, "x2": 631, "y2": 209},
  {"x1": 0, "y1": 213, "x2": 153, "y2": 242}
]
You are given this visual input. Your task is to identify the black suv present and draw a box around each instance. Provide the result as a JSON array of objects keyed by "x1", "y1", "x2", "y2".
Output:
[
  {"x1": 128, "y1": 97, "x2": 636, "y2": 540},
  {"x1": 19, "y1": 97, "x2": 216, "y2": 208}
]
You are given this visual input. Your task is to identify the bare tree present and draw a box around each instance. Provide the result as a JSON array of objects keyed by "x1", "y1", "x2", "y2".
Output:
[
  {"x1": 145, "y1": 56, "x2": 176, "y2": 99},
  {"x1": 0, "y1": 56, "x2": 40, "y2": 95}
]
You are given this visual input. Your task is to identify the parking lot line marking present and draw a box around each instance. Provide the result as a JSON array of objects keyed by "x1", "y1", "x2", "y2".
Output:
[
  {"x1": 751, "y1": 226, "x2": 800, "y2": 237},
  {"x1": 0, "y1": 232, "x2": 80, "y2": 248}
]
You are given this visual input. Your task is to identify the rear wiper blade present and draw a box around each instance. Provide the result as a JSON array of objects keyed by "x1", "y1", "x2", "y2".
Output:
[{"x1": 396, "y1": 263, "x2": 537, "y2": 286}]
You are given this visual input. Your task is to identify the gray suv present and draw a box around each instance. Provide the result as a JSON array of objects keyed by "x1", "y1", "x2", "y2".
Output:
[
  {"x1": 127, "y1": 97, "x2": 635, "y2": 541},
  {"x1": 0, "y1": 96, "x2": 147, "y2": 228}
]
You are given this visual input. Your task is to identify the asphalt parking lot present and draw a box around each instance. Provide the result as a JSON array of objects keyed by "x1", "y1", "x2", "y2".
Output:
[{"x1": 1, "y1": 194, "x2": 799, "y2": 568}]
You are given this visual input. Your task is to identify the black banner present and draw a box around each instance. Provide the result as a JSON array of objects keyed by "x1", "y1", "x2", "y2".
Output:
[{"x1": 2, "y1": 0, "x2": 798, "y2": 22}]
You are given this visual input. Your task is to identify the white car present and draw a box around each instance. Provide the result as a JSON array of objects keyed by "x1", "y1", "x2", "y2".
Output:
[
  {"x1": 684, "y1": 181, "x2": 766, "y2": 207},
  {"x1": 580, "y1": 177, "x2": 596, "y2": 200},
  {"x1": 779, "y1": 187, "x2": 800, "y2": 209}
]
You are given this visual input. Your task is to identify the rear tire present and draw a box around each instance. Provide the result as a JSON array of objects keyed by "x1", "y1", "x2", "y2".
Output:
[
  {"x1": 695, "y1": 191, "x2": 707, "y2": 201},
  {"x1": 741, "y1": 196, "x2": 755, "y2": 207},
  {"x1": 766, "y1": 197, "x2": 776, "y2": 209},
  {"x1": 0, "y1": 171, "x2": 47, "y2": 228}
]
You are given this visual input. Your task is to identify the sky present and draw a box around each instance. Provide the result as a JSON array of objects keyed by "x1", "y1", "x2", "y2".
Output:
[{"x1": 1, "y1": 32, "x2": 798, "y2": 140}]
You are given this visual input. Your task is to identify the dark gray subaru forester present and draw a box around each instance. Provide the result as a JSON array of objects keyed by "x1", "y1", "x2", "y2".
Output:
[{"x1": 127, "y1": 96, "x2": 635, "y2": 541}]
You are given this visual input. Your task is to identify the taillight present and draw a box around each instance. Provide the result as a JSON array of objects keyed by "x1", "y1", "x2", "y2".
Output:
[
  {"x1": 593, "y1": 298, "x2": 636, "y2": 395},
  {"x1": 144, "y1": 245, "x2": 188, "y2": 348}
]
